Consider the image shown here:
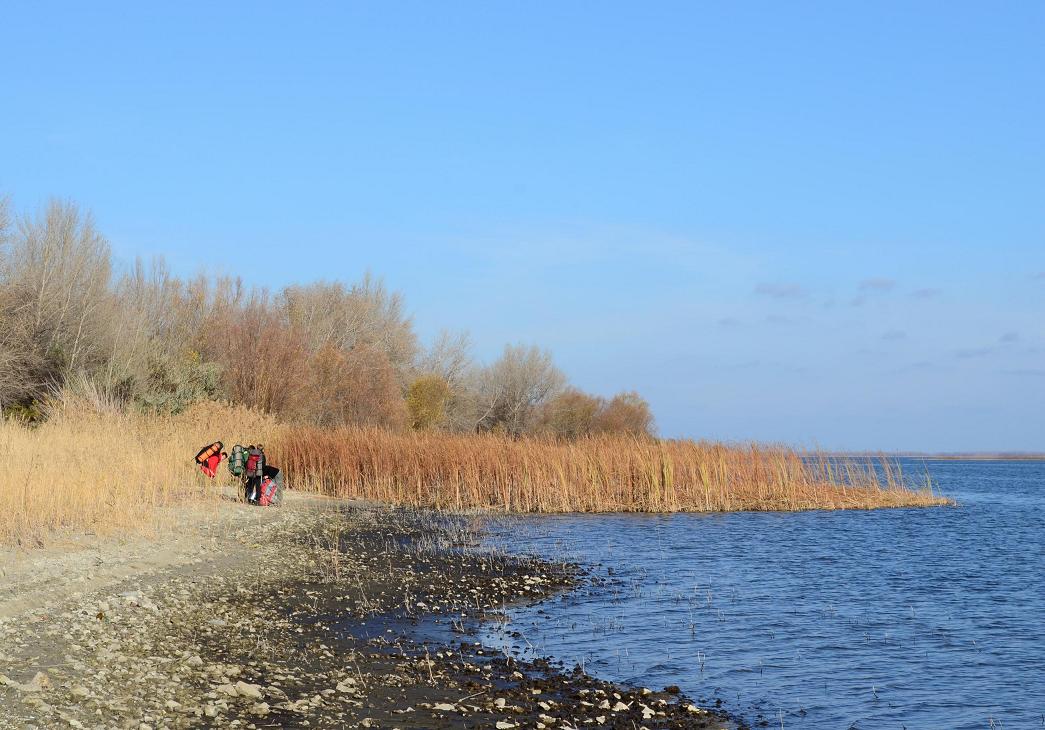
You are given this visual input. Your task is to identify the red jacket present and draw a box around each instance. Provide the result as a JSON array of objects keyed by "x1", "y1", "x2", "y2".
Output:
[{"x1": 201, "y1": 453, "x2": 223, "y2": 478}]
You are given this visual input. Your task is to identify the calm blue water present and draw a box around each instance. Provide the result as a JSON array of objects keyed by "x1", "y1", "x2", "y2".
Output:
[{"x1": 482, "y1": 460, "x2": 1045, "y2": 729}]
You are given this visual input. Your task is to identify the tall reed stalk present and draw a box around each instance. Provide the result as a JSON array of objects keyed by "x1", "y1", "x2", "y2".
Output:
[{"x1": 271, "y1": 427, "x2": 950, "y2": 513}]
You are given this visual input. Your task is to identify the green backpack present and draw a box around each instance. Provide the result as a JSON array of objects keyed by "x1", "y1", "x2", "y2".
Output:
[{"x1": 228, "y1": 444, "x2": 247, "y2": 477}]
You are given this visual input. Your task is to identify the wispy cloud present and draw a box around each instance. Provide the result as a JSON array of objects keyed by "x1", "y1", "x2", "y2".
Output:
[
  {"x1": 885, "y1": 360, "x2": 939, "y2": 375},
  {"x1": 999, "y1": 331, "x2": 1020, "y2": 344},
  {"x1": 731, "y1": 359, "x2": 809, "y2": 375},
  {"x1": 850, "y1": 277, "x2": 898, "y2": 306},
  {"x1": 717, "y1": 317, "x2": 742, "y2": 328},
  {"x1": 1034, "y1": 272, "x2": 1045, "y2": 282},
  {"x1": 859, "y1": 277, "x2": 896, "y2": 292},
  {"x1": 764, "y1": 314, "x2": 793, "y2": 325},
  {"x1": 954, "y1": 347, "x2": 994, "y2": 359},
  {"x1": 1003, "y1": 368, "x2": 1045, "y2": 377},
  {"x1": 754, "y1": 282, "x2": 807, "y2": 300},
  {"x1": 882, "y1": 330, "x2": 907, "y2": 341},
  {"x1": 911, "y1": 287, "x2": 941, "y2": 299}
]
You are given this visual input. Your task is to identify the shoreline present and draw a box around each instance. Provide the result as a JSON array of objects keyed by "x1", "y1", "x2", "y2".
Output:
[
  {"x1": 826, "y1": 453, "x2": 1045, "y2": 461},
  {"x1": 0, "y1": 494, "x2": 739, "y2": 729}
]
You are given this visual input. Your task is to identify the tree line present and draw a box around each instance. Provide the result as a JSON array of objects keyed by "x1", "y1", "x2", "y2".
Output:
[{"x1": 0, "y1": 196, "x2": 654, "y2": 437}]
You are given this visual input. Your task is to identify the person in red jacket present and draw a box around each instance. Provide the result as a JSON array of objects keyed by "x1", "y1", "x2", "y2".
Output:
[{"x1": 200, "y1": 451, "x2": 227, "y2": 478}]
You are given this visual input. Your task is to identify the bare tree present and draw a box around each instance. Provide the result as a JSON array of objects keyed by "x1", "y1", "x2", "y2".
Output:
[
  {"x1": 208, "y1": 300, "x2": 309, "y2": 415},
  {"x1": 106, "y1": 257, "x2": 178, "y2": 380},
  {"x1": 0, "y1": 195, "x2": 9, "y2": 244},
  {"x1": 537, "y1": 388, "x2": 603, "y2": 439},
  {"x1": 1, "y1": 200, "x2": 112, "y2": 397},
  {"x1": 536, "y1": 388, "x2": 656, "y2": 439},
  {"x1": 0, "y1": 196, "x2": 40, "y2": 409},
  {"x1": 594, "y1": 391, "x2": 656, "y2": 437},
  {"x1": 472, "y1": 344, "x2": 566, "y2": 436},
  {"x1": 306, "y1": 343, "x2": 407, "y2": 428},
  {"x1": 281, "y1": 273, "x2": 418, "y2": 378},
  {"x1": 417, "y1": 329, "x2": 473, "y2": 386},
  {"x1": 414, "y1": 329, "x2": 477, "y2": 430}
]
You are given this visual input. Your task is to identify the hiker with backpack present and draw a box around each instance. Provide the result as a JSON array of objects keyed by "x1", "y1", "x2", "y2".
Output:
[
  {"x1": 227, "y1": 443, "x2": 284, "y2": 506},
  {"x1": 194, "y1": 441, "x2": 227, "y2": 478}
]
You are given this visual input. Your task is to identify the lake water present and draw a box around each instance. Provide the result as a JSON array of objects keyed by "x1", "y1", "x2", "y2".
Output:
[{"x1": 482, "y1": 460, "x2": 1045, "y2": 729}]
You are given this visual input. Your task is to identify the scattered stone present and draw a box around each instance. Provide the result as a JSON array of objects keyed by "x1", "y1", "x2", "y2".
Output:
[
  {"x1": 234, "y1": 681, "x2": 264, "y2": 700},
  {"x1": 0, "y1": 671, "x2": 50, "y2": 692},
  {"x1": 250, "y1": 701, "x2": 270, "y2": 715}
]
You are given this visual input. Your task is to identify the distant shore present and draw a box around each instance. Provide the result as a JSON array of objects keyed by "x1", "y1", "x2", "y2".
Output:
[{"x1": 829, "y1": 452, "x2": 1045, "y2": 461}]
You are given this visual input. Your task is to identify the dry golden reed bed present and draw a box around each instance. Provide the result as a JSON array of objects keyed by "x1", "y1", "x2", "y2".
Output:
[
  {"x1": 271, "y1": 426, "x2": 950, "y2": 513},
  {"x1": 0, "y1": 402, "x2": 275, "y2": 546},
  {"x1": 0, "y1": 403, "x2": 948, "y2": 545}
]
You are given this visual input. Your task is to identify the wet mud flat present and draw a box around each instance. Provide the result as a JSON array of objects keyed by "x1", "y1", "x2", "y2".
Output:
[{"x1": 0, "y1": 505, "x2": 739, "y2": 729}]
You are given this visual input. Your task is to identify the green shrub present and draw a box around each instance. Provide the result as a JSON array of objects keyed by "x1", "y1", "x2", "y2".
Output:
[{"x1": 406, "y1": 375, "x2": 451, "y2": 430}]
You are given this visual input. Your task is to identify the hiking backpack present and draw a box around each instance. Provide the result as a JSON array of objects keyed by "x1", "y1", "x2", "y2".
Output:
[
  {"x1": 194, "y1": 441, "x2": 223, "y2": 465},
  {"x1": 245, "y1": 447, "x2": 265, "y2": 479},
  {"x1": 228, "y1": 444, "x2": 246, "y2": 477},
  {"x1": 258, "y1": 476, "x2": 282, "y2": 507}
]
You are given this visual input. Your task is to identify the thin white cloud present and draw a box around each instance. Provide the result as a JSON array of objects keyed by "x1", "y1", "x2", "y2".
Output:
[
  {"x1": 884, "y1": 360, "x2": 939, "y2": 375},
  {"x1": 1003, "y1": 368, "x2": 1045, "y2": 377},
  {"x1": 754, "y1": 282, "x2": 807, "y2": 300},
  {"x1": 859, "y1": 277, "x2": 896, "y2": 292},
  {"x1": 954, "y1": 347, "x2": 994, "y2": 359}
]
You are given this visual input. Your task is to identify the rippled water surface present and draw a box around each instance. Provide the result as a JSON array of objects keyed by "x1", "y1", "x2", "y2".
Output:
[{"x1": 482, "y1": 460, "x2": 1045, "y2": 728}]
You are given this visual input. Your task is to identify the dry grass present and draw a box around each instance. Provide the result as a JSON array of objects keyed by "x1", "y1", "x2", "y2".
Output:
[
  {"x1": 0, "y1": 401, "x2": 275, "y2": 546},
  {"x1": 271, "y1": 427, "x2": 951, "y2": 513},
  {"x1": 0, "y1": 406, "x2": 950, "y2": 546}
]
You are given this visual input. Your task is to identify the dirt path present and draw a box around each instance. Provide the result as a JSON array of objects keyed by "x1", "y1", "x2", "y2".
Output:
[{"x1": 0, "y1": 488, "x2": 340, "y2": 622}]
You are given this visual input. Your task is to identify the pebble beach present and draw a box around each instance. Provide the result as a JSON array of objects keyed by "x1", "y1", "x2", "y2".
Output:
[{"x1": 0, "y1": 492, "x2": 738, "y2": 729}]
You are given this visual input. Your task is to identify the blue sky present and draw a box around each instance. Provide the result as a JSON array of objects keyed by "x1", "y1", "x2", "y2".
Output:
[{"x1": 2, "y1": 2, "x2": 1042, "y2": 451}]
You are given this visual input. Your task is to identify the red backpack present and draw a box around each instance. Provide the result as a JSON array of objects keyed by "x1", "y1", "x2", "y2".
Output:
[
  {"x1": 245, "y1": 447, "x2": 264, "y2": 478},
  {"x1": 258, "y1": 477, "x2": 279, "y2": 507}
]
